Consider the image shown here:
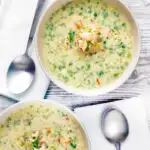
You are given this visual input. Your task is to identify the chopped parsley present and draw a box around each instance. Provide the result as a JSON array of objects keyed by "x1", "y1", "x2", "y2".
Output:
[
  {"x1": 63, "y1": 76, "x2": 69, "y2": 82},
  {"x1": 32, "y1": 139, "x2": 41, "y2": 149},
  {"x1": 58, "y1": 65, "x2": 65, "y2": 71},
  {"x1": 113, "y1": 11, "x2": 120, "y2": 17},
  {"x1": 98, "y1": 71, "x2": 104, "y2": 77},
  {"x1": 94, "y1": 12, "x2": 98, "y2": 18},
  {"x1": 86, "y1": 64, "x2": 91, "y2": 70},
  {"x1": 78, "y1": 12, "x2": 83, "y2": 16},
  {"x1": 24, "y1": 120, "x2": 32, "y2": 126},
  {"x1": 103, "y1": 40, "x2": 107, "y2": 45},
  {"x1": 127, "y1": 53, "x2": 132, "y2": 59},
  {"x1": 68, "y1": 31, "x2": 75, "y2": 42},
  {"x1": 120, "y1": 42, "x2": 126, "y2": 48},
  {"x1": 85, "y1": 41, "x2": 91, "y2": 52},
  {"x1": 88, "y1": 8, "x2": 92, "y2": 14},
  {"x1": 80, "y1": 7, "x2": 83, "y2": 10},
  {"x1": 68, "y1": 70, "x2": 74, "y2": 77},
  {"x1": 114, "y1": 26, "x2": 119, "y2": 31},
  {"x1": 69, "y1": 11, "x2": 74, "y2": 16},
  {"x1": 122, "y1": 22, "x2": 127, "y2": 27},
  {"x1": 69, "y1": 137, "x2": 77, "y2": 149},
  {"x1": 114, "y1": 73, "x2": 119, "y2": 77},
  {"x1": 14, "y1": 120, "x2": 20, "y2": 126},
  {"x1": 70, "y1": 142, "x2": 77, "y2": 149},
  {"x1": 50, "y1": 146, "x2": 56, "y2": 150},
  {"x1": 46, "y1": 23, "x2": 54, "y2": 30},
  {"x1": 102, "y1": 10, "x2": 108, "y2": 19}
]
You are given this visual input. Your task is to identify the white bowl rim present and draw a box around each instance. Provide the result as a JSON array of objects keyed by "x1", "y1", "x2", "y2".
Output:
[
  {"x1": 0, "y1": 99, "x2": 91, "y2": 149},
  {"x1": 35, "y1": 0, "x2": 141, "y2": 97}
]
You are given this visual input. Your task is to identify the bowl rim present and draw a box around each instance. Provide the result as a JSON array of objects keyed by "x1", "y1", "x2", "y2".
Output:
[
  {"x1": 0, "y1": 99, "x2": 91, "y2": 150},
  {"x1": 35, "y1": 0, "x2": 141, "y2": 97}
]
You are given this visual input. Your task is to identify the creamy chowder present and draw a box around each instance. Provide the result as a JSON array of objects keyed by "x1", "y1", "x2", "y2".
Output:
[
  {"x1": 0, "y1": 103, "x2": 86, "y2": 150},
  {"x1": 43, "y1": 0, "x2": 133, "y2": 89}
]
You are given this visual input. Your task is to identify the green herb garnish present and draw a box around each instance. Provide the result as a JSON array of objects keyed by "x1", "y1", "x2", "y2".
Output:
[
  {"x1": 58, "y1": 65, "x2": 65, "y2": 71},
  {"x1": 88, "y1": 8, "x2": 92, "y2": 14},
  {"x1": 122, "y1": 22, "x2": 126, "y2": 27},
  {"x1": 50, "y1": 146, "x2": 56, "y2": 150},
  {"x1": 122, "y1": 45, "x2": 126, "y2": 48},
  {"x1": 70, "y1": 142, "x2": 77, "y2": 149},
  {"x1": 62, "y1": 5, "x2": 66, "y2": 11},
  {"x1": 45, "y1": 143, "x2": 49, "y2": 148},
  {"x1": 80, "y1": 7, "x2": 83, "y2": 10},
  {"x1": 102, "y1": 10, "x2": 108, "y2": 19},
  {"x1": 125, "y1": 61, "x2": 129, "y2": 66},
  {"x1": 63, "y1": 76, "x2": 69, "y2": 82},
  {"x1": 114, "y1": 26, "x2": 119, "y2": 31},
  {"x1": 24, "y1": 120, "x2": 32, "y2": 126},
  {"x1": 103, "y1": 40, "x2": 107, "y2": 45},
  {"x1": 109, "y1": 48, "x2": 113, "y2": 53},
  {"x1": 14, "y1": 120, "x2": 20, "y2": 126},
  {"x1": 69, "y1": 62, "x2": 73, "y2": 66},
  {"x1": 113, "y1": 11, "x2": 120, "y2": 17},
  {"x1": 69, "y1": 31, "x2": 75, "y2": 42},
  {"x1": 6, "y1": 117, "x2": 11, "y2": 128},
  {"x1": 85, "y1": 41, "x2": 91, "y2": 52},
  {"x1": 120, "y1": 42, "x2": 126, "y2": 48},
  {"x1": 121, "y1": 66, "x2": 124, "y2": 70},
  {"x1": 68, "y1": 70, "x2": 74, "y2": 77},
  {"x1": 86, "y1": 64, "x2": 91, "y2": 70},
  {"x1": 98, "y1": 71, "x2": 104, "y2": 77},
  {"x1": 94, "y1": 12, "x2": 98, "y2": 18},
  {"x1": 32, "y1": 139, "x2": 41, "y2": 149},
  {"x1": 79, "y1": 12, "x2": 83, "y2": 16},
  {"x1": 127, "y1": 53, "x2": 132, "y2": 59},
  {"x1": 46, "y1": 23, "x2": 54, "y2": 30},
  {"x1": 20, "y1": 142, "x2": 25, "y2": 147},
  {"x1": 30, "y1": 105, "x2": 33, "y2": 108},
  {"x1": 114, "y1": 73, "x2": 119, "y2": 77},
  {"x1": 69, "y1": 11, "x2": 74, "y2": 16}
]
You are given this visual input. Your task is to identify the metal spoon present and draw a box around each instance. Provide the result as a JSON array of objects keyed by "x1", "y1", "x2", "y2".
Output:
[
  {"x1": 101, "y1": 106, "x2": 129, "y2": 150},
  {"x1": 6, "y1": 0, "x2": 42, "y2": 94}
]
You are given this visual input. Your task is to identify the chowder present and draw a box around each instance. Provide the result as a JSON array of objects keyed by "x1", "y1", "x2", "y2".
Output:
[
  {"x1": 0, "y1": 103, "x2": 86, "y2": 150},
  {"x1": 43, "y1": 0, "x2": 133, "y2": 89}
]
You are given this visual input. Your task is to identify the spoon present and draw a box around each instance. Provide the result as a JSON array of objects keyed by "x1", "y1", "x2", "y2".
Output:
[
  {"x1": 6, "y1": 0, "x2": 41, "y2": 94},
  {"x1": 101, "y1": 106, "x2": 129, "y2": 150}
]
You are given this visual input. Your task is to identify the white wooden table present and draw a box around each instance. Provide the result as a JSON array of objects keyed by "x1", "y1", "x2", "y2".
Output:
[{"x1": 0, "y1": 0, "x2": 150, "y2": 111}]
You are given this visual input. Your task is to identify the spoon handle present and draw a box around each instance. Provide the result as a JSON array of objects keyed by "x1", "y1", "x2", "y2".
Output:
[
  {"x1": 115, "y1": 143, "x2": 121, "y2": 150},
  {"x1": 25, "y1": 0, "x2": 43, "y2": 54},
  {"x1": 0, "y1": 93, "x2": 18, "y2": 103}
]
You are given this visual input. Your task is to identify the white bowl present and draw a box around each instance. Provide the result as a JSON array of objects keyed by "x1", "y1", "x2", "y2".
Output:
[
  {"x1": 35, "y1": 0, "x2": 141, "y2": 96},
  {"x1": 0, "y1": 100, "x2": 90, "y2": 150}
]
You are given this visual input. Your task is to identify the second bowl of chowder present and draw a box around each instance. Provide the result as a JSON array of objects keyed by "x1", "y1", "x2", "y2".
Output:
[{"x1": 0, "y1": 100, "x2": 90, "y2": 150}]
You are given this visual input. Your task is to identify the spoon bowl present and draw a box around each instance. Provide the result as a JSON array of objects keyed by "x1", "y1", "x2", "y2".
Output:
[
  {"x1": 6, "y1": 0, "x2": 42, "y2": 94},
  {"x1": 101, "y1": 107, "x2": 129, "y2": 150},
  {"x1": 7, "y1": 54, "x2": 35, "y2": 94}
]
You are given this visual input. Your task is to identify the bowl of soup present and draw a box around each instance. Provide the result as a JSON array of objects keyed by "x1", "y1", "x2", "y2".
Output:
[
  {"x1": 0, "y1": 100, "x2": 90, "y2": 150},
  {"x1": 36, "y1": 0, "x2": 140, "y2": 96}
]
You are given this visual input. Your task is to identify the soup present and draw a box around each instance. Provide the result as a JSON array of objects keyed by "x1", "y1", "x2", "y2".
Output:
[
  {"x1": 0, "y1": 103, "x2": 86, "y2": 150},
  {"x1": 43, "y1": 0, "x2": 133, "y2": 89}
]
